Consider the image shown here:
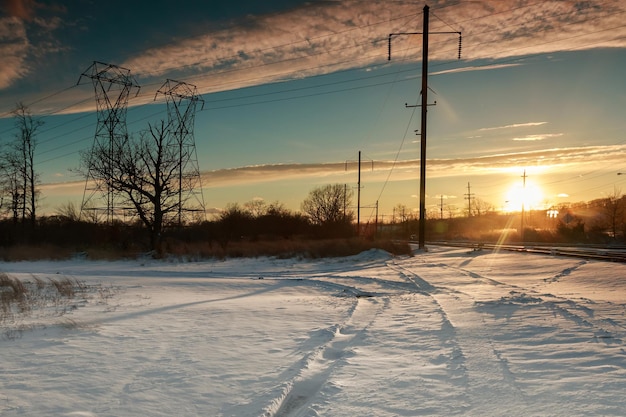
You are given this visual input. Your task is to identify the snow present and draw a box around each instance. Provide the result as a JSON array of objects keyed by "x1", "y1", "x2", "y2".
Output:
[{"x1": 1, "y1": 246, "x2": 626, "y2": 416}]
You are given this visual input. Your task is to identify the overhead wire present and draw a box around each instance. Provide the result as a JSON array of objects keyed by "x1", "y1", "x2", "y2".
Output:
[
  {"x1": 1, "y1": 0, "x2": 624, "y2": 211},
  {"x1": 12, "y1": 5, "x2": 427, "y2": 169}
]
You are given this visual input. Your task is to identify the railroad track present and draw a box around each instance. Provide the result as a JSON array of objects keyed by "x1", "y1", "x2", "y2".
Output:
[{"x1": 423, "y1": 241, "x2": 626, "y2": 263}]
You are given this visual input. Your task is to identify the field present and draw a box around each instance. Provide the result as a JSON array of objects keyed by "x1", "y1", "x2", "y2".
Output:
[{"x1": 1, "y1": 246, "x2": 625, "y2": 416}]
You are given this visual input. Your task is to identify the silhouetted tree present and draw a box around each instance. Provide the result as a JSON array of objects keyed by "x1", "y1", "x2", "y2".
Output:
[
  {"x1": 471, "y1": 197, "x2": 495, "y2": 216},
  {"x1": 79, "y1": 120, "x2": 192, "y2": 252},
  {"x1": 0, "y1": 103, "x2": 42, "y2": 226},
  {"x1": 243, "y1": 198, "x2": 268, "y2": 217},
  {"x1": 600, "y1": 188, "x2": 624, "y2": 239},
  {"x1": 301, "y1": 184, "x2": 354, "y2": 236}
]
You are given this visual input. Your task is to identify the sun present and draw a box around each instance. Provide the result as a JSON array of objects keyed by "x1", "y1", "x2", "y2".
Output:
[{"x1": 504, "y1": 181, "x2": 544, "y2": 212}]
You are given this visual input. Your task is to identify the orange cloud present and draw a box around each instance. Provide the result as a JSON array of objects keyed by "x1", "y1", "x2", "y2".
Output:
[
  {"x1": 0, "y1": 17, "x2": 28, "y2": 89},
  {"x1": 1, "y1": 0, "x2": 36, "y2": 20},
  {"x1": 191, "y1": 144, "x2": 626, "y2": 187},
  {"x1": 122, "y1": 1, "x2": 626, "y2": 100}
]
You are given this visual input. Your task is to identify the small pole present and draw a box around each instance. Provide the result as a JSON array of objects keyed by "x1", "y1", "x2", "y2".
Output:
[
  {"x1": 521, "y1": 169, "x2": 527, "y2": 242},
  {"x1": 465, "y1": 182, "x2": 474, "y2": 217},
  {"x1": 358, "y1": 151, "x2": 362, "y2": 235},
  {"x1": 375, "y1": 200, "x2": 379, "y2": 237},
  {"x1": 440, "y1": 194, "x2": 444, "y2": 219}
]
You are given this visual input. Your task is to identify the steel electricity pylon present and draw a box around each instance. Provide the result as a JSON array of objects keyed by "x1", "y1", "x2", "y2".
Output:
[
  {"x1": 155, "y1": 79, "x2": 206, "y2": 225},
  {"x1": 78, "y1": 61, "x2": 140, "y2": 223}
]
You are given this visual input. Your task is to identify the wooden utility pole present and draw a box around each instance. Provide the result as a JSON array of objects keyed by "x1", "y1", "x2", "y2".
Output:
[
  {"x1": 358, "y1": 150, "x2": 361, "y2": 234},
  {"x1": 375, "y1": 200, "x2": 379, "y2": 237},
  {"x1": 345, "y1": 151, "x2": 373, "y2": 235},
  {"x1": 521, "y1": 169, "x2": 527, "y2": 242},
  {"x1": 440, "y1": 195, "x2": 444, "y2": 219},
  {"x1": 418, "y1": 6, "x2": 429, "y2": 250},
  {"x1": 388, "y1": 5, "x2": 461, "y2": 250}
]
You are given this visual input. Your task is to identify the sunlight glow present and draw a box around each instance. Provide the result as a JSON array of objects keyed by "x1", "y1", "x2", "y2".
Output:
[{"x1": 504, "y1": 181, "x2": 544, "y2": 212}]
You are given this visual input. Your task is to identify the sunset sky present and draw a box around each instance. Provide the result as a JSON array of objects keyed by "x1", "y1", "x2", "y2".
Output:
[{"x1": 1, "y1": 0, "x2": 625, "y2": 221}]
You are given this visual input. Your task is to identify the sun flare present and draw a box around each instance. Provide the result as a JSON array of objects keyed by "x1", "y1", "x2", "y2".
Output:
[{"x1": 504, "y1": 181, "x2": 544, "y2": 212}]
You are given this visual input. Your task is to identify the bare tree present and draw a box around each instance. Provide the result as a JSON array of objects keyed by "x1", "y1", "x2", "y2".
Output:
[
  {"x1": 393, "y1": 203, "x2": 410, "y2": 223},
  {"x1": 0, "y1": 155, "x2": 19, "y2": 221},
  {"x1": 55, "y1": 202, "x2": 81, "y2": 222},
  {"x1": 301, "y1": 184, "x2": 354, "y2": 226},
  {"x1": 471, "y1": 197, "x2": 495, "y2": 217},
  {"x1": 0, "y1": 104, "x2": 42, "y2": 225},
  {"x1": 601, "y1": 187, "x2": 624, "y2": 239},
  {"x1": 244, "y1": 198, "x2": 268, "y2": 218},
  {"x1": 79, "y1": 120, "x2": 193, "y2": 252}
]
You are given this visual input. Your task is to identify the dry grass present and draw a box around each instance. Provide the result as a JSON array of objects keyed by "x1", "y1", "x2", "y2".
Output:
[
  {"x1": 163, "y1": 238, "x2": 412, "y2": 260},
  {"x1": 1, "y1": 274, "x2": 82, "y2": 323},
  {"x1": 1, "y1": 273, "x2": 119, "y2": 339},
  {"x1": 1, "y1": 273, "x2": 29, "y2": 317},
  {"x1": 0, "y1": 238, "x2": 411, "y2": 261},
  {"x1": 0, "y1": 244, "x2": 74, "y2": 262}
]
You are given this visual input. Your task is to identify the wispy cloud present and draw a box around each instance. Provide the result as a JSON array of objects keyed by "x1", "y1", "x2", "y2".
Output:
[
  {"x1": 431, "y1": 63, "x2": 522, "y2": 76},
  {"x1": 191, "y1": 144, "x2": 626, "y2": 187},
  {"x1": 480, "y1": 122, "x2": 548, "y2": 131},
  {"x1": 0, "y1": 1, "x2": 67, "y2": 90},
  {"x1": 121, "y1": 0, "x2": 626, "y2": 100},
  {"x1": 512, "y1": 133, "x2": 563, "y2": 141},
  {"x1": 37, "y1": 144, "x2": 626, "y2": 210},
  {"x1": 2, "y1": 0, "x2": 625, "y2": 109},
  {"x1": 1, "y1": 0, "x2": 37, "y2": 20},
  {"x1": 0, "y1": 17, "x2": 29, "y2": 89}
]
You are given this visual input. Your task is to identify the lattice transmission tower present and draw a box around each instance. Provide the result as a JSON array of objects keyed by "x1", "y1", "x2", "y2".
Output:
[
  {"x1": 78, "y1": 61, "x2": 140, "y2": 223},
  {"x1": 155, "y1": 79, "x2": 206, "y2": 225}
]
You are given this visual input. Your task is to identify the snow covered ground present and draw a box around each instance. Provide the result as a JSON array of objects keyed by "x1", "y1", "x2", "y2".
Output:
[{"x1": 1, "y1": 245, "x2": 626, "y2": 416}]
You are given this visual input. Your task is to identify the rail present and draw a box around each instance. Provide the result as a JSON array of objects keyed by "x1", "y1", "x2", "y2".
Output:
[{"x1": 419, "y1": 241, "x2": 626, "y2": 263}]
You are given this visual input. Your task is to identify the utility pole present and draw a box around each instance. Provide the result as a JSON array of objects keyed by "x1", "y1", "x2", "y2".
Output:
[
  {"x1": 358, "y1": 150, "x2": 361, "y2": 234},
  {"x1": 375, "y1": 200, "x2": 379, "y2": 237},
  {"x1": 343, "y1": 184, "x2": 347, "y2": 220},
  {"x1": 521, "y1": 169, "x2": 527, "y2": 242},
  {"x1": 440, "y1": 195, "x2": 444, "y2": 219},
  {"x1": 464, "y1": 182, "x2": 474, "y2": 217},
  {"x1": 388, "y1": 5, "x2": 461, "y2": 250},
  {"x1": 345, "y1": 151, "x2": 373, "y2": 235}
]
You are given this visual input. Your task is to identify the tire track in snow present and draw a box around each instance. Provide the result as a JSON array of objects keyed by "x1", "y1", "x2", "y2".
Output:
[
  {"x1": 543, "y1": 260, "x2": 588, "y2": 283},
  {"x1": 426, "y1": 258, "x2": 626, "y2": 342},
  {"x1": 540, "y1": 296, "x2": 626, "y2": 341},
  {"x1": 263, "y1": 291, "x2": 386, "y2": 417},
  {"x1": 431, "y1": 291, "x2": 528, "y2": 412},
  {"x1": 395, "y1": 254, "x2": 626, "y2": 413},
  {"x1": 388, "y1": 259, "x2": 530, "y2": 413}
]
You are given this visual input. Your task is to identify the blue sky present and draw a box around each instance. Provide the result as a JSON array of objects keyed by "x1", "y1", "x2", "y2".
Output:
[{"x1": 1, "y1": 0, "x2": 625, "y2": 220}]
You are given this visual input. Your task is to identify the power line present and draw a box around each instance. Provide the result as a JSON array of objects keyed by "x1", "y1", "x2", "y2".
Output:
[
  {"x1": 3, "y1": 1, "x2": 622, "y2": 124},
  {"x1": 2, "y1": 1, "x2": 624, "y2": 206}
]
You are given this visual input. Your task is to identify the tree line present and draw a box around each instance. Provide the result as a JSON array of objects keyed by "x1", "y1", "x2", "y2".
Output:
[{"x1": 0, "y1": 106, "x2": 356, "y2": 250}]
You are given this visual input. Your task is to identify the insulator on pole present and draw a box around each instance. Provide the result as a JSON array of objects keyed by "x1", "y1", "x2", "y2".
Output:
[
  {"x1": 388, "y1": 35, "x2": 392, "y2": 60},
  {"x1": 458, "y1": 34, "x2": 462, "y2": 60}
]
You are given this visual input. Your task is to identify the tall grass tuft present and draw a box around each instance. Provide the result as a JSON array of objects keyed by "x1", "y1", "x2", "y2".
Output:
[
  {"x1": 49, "y1": 278, "x2": 75, "y2": 297},
  {"x1": 1, "y1": 273, "x2": 29, "y2": 317},
  {"x1": 1, "y1": 273, "x2": 96, "y2": 331}
]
